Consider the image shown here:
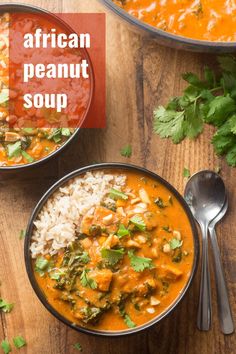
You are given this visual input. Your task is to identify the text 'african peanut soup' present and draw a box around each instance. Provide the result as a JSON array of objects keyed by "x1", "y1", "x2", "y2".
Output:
[{"x1": 30, "y1": 170, "x2": 194, "y2": 331}]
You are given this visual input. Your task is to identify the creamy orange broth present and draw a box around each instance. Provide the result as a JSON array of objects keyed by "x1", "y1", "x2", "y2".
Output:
[
  {"x1": 113, "y1": 0, "x2": 236, "y2": 42},
  {"x1": 34, "y1": 171, "x2": 194, "y2": 331}
]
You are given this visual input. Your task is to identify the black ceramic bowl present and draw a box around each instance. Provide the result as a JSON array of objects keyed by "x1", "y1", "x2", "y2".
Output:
[
  {"x1": 0, "y1": 3, "x2": 94, "y2": 172},
  {"x1": 100, "y1": 0, "x2": 236, "y2": 53},
  {"x1": 25, "y1": 163, "x2": 199, "y2": 337}
]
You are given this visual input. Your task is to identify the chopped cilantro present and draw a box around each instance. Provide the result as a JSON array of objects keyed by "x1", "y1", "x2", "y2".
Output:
[
  {"x1": 13, "y1": 336, "x2": 26, "y2": 349},
  {"x1": 101, "y1": 248, "x2": 125, "y2": 266},
  {"x1": 129, "y1": 215, "x2": 146, "y2": 231},
  {"x1": 0, "y1": 299, "x2": 14, "y2": 313},
  {"x1": 120, "y1": 144, "x2": 132, "y2": 158},
  {"x1": 74, "y1": 342, "x2": 83, "y2": 351},
  {"x1": 1, "y1": 340, "x2": 11, "y2": 354},
  {"x1": 117, "y1": 224, "x2": 130, "y2": 238},
  {"x1": 169, "y1": 238, "x2": 183, "y2": 250},
  {"x1": 80, "y1": 269, "x2": 97, "y2": 289},
  {"x1": 109, "y1": 188, "x2": 128, "y2": 200},
  {"x1": 183, "y1": 168, "x2": 191, "y2": 178},
  {"x1": 128, "y1": 250, "x2": 154, "y2": 272}
]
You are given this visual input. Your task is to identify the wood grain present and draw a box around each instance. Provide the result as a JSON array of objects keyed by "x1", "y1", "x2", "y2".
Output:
[{"x1": 0, "y1": 0, "x2": 236, "y2": 353}]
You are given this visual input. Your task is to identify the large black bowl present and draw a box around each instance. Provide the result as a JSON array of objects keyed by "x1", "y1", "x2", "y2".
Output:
[
  {"x1": 24, "y1": 163, "x2": 199, "y2": 337},
  {"x1": 0, "y1": 3, "x2": 94, "y2": 172},
  {"x1": 100, "y1": 0, "x2": 236, "y2": 53}
]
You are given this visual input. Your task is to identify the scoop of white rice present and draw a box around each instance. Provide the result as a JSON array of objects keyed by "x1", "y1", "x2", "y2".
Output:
[{"x1": 30, "y1": 171, "x2": 126, "y2": 258}]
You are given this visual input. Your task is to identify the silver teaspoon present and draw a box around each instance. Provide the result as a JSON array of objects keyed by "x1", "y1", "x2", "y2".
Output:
[
  {"x1": 209, "y1": 198, "x2": 234, "y2": 334},
  {"x1": 184, "y1": 170, "x2": 226, "y2": 331}
]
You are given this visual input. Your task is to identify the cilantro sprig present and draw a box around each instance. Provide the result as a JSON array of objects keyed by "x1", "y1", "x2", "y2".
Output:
[
  {"x1": 80, "y1": 269, "x2": 97, "y2": 290},
  {"x1": 153, "y1": 56, "x2": 236, "y2": 167},
  {"x1": 0, "y1": 299, "x2": 14, "y2": 313},
  {"x1": 101, "y1": 248, "x2": 125, "y2": 266},
  {"x1": 128, "y1": 250, "x2": 154, "y2": 272}
]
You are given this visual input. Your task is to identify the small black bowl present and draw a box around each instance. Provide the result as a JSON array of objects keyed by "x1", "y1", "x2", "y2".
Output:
[
  {"x1": 100, "y1": 0, "x2": 236, "y2": 53},
  {"x1": 24, "y1": 163, "x2": 199, "y2": 337},
  {"x1": 0, "y1": 3, "x2": 94, "y2": 173}
]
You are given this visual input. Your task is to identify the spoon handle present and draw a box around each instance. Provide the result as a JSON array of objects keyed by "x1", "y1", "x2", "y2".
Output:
[
  {"x1": 197, "y1": 222, "x2": 212, "y2": 331},
  {"x1": 209, "y1": 227, "x2": 234, "y2": 334}
]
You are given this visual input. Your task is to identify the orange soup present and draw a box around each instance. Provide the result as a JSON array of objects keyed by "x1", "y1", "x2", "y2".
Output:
[
  {"x1": 31, "y1": 170, "x2": 195, "y2": 331},
  {"x1": 113, "y1": 0, "x2": 236, "y2": 42}
]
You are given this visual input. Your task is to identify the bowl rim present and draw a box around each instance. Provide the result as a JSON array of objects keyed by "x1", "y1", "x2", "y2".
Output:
[
  {"x1": 0, "y1": 2, "x2": 95, "y2": 172},
  {"x1": 100, "y1": 0, "x2": 236, "y2": 49},
  {"x1": 24, "y1": 162, "x2": 199, "y2": 337}
]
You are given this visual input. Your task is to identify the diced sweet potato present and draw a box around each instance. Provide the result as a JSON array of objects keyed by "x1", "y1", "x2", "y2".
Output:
[
  {"x1": 90, "y1": 269, "x2": 113, "y2": 292},
  {"x1": 161, "y1": 265, "x2": 183, "y2": 281}
]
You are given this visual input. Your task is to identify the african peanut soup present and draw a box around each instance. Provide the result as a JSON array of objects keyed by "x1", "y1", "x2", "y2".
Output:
[
  {"x1": 0, "y1": 12, "x2": 89, "y2": 166},
  {"x1": 113, "y1": 0, "x2": 236, "y2": 42},
  {"x1": 32, "y1": 170, "x2": 194, "y2": 331}
]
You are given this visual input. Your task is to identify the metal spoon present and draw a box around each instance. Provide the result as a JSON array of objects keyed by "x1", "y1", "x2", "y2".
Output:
[
  {"x1": 209, "y1": 198, "x2": 234, "y2": 334},
  {"x1": 184, "y1": 170, "x2": 226, "y2": 331}
]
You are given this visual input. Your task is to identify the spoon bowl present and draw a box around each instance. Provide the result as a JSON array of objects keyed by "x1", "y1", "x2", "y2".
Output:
[
  {"x1": 185, "y1": 170, "x2": 226, "y2": 225},
  {"x1": 184, "y1": 170, "x2": 226, "y2": 331}
]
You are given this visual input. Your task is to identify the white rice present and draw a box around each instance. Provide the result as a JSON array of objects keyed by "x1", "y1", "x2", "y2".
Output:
[{"x1": 30, "y1": 171, "x2": 126, "y2": 258}]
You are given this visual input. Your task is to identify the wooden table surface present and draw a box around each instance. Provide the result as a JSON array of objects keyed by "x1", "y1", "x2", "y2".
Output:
[{"x1": 0, "y1": 0, "x2": 236, "y2": 353}]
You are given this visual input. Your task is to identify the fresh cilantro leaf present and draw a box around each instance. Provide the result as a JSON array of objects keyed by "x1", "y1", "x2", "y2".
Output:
[
  {"x1": 182, "y1": 72, "x2": 207, "y2": 89},
  {"x1": 128, "y1": 250, "x2": 154, "y2": 272},
  {"x1": 226, "y1": 145, "x2": 236, "y2": 166},
  {"x1": 120, "y1": 144, "x2": 132, "y2": 158},
  {"x1": 117, "y1": 224, "x2": 130, "y2": 238},
  {"x1": 183, "y1": 167, "x2": 191, "y2": 178},
  {"x1": 205, "y1": 96, "x2": 236, "y2": 127},
  {"x1": 212, "y1": 133, "x2": 236, "y2": 155},
  {"x1": 153, "y1": 107, "x2": 185, "y2": 144},
  {"x1": 13, "y1": 336, "x2": 26, "y2": 349},
  {"x1": 0, "y1": 299, "x2": 14, "y2": 313},
  {"x1": 74, "y1": 343, "x2": 83, "y2": 351},
  {"x1": 77, "y1": 251, "x2": 90, "y2": 264},
  {"x1": 129, "y1": 215, "x2": 146, "y2": 231},
  {"x1": 80, "y1": 269, "x2": 97, "y2": 289},
  {"x1": 109, "y1": 188, "x2": 128, "y2": 200},
  {"x1": 101, "y1": 248, "x2": 125, "y2": 266},
  {"x1": 218, "y1": 55, "x2": 236, "y2": 75},
  {"x1": 1, "y1": 340, "x2": 11, "y2": 354},
  {"x1": 124, "y1": 314, "x2": 136, "y2": 328},
  {"x1": 19, "y1": 229, "x2": 26, "y2": 240},
  {"x1": 169, "y1": 238, "x2": 183, "y2": 250}
]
